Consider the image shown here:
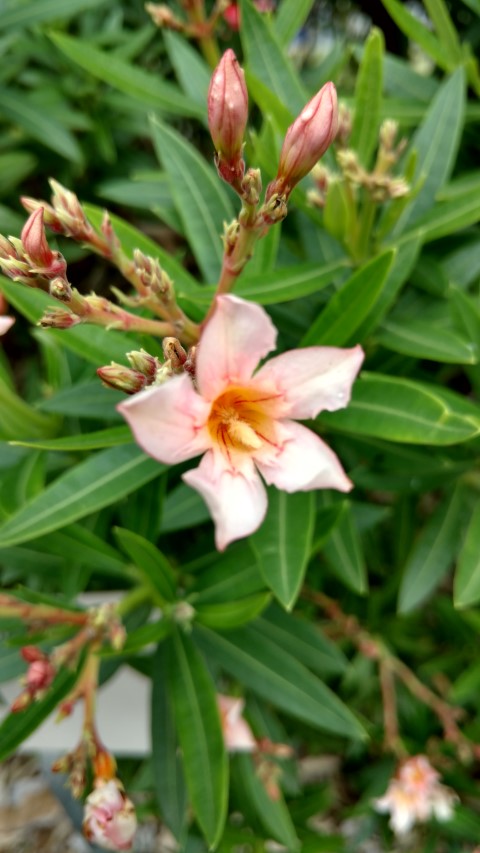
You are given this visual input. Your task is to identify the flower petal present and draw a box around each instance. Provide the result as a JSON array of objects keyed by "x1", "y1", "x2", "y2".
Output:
[
  {"x1": 255, "y1": 420, "x2": 352, "y2": 492},
  {"x1": 196, "y1": 294, "x2": 277, "y2": 400},
  {"x1": 118, "y1": 374, "x2": 211, "y2": 464},
  {"x1": 255, "y1": 344, "x2": 364, "y2": 419},
  {"x1": 183, "y1": 449, "x2": 267, "y2": 549},
  {"x1": 0, "y1": 316, "x2": 14, "y2": 336}
]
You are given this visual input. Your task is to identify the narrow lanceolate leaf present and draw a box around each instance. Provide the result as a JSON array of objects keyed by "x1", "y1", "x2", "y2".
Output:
[
  {"x1": 168, "y1": 630, "x2": 228, "y2": 848},
  {"x1": 257, "y1": 604, "x2": 347, "y2": 677},
  {"x1": 274, "y1": 0, "x2": 315, "y2": 46},
  {"x1": 114, "y1": 527, "x2": 176, "y2": 603},
  {"x1": 0, "y1": 377, "x2": 57, "y2": 441},
  {"x1": 319, "y1": 373, "x2": 480, "y2": 445},
  {"x1": 0, "y1": 0, "x2": 109, "y2": 29},
  {"x1": 454, "y1": 499, "x2": 480, "y2": 609},
  {"x1": 350, "y1": 28, "x2": 384, "y2": 169},
  {"x1": 423, "y1": 0, "x2": 463, "y2": 64},
  {"x1": 163, "y1": 31, "x2": 210, "y2": 106},
  {"x1": 195, "y1": 593, "x2": 271, "y2": 630},
  {"x1": 239, "y1": 0, "x2": 307, "y2": 116},
  {"x1": 232, "y1": 754, "x2": 299, "y2": 850},
  {"x1": 0, "y1": 445, "x2": 164, "y2": 548},
  {"x1": 188, "y1": 258, "x2": 350, "y2": 308},
  {"x1": 0, "y1": 88, "x2": 82, "y2": 163},
  {"x1": 251, "y1": 489, "x2": 315, "y2": 610},
  {"x1": 398, "y1": 485, "x2": 465, "y2": 613},
  {"x1": 322, "y1": 501, "x2": 368, "y2": 594},
  {"x1": 377, "y1": 319, "x2": 478, "y2": 364},
  {"x1": 150, "y1": 117, "x2": 234, "y2": 284},
  {"x1": 151, "y1": 644, "x2": 188, "y2": 841},
  {"x1": 11, "y1": 426, "x2": 132, "y2": 452},
  {"x1": 0, "y1": 658, "x2": 85, "y2": 762},
  {"x1": 193, "y1": 624, "x2": 366, "y2": 740},
  {"x1": 301, "y1": 250, "x2": 395, "y2": 346},
  {"x1": 400, "y1": 185, "x2": 480, "y2": 245},
  {"x1": 392, "y1": 68, "x2": 465, "y2": 234},
  {"x1": 49, "y1": 32, "x2": 203, "y2": 120},
  {"x1": 381, "y1": 0, "x2": 449, "y2": 70}
]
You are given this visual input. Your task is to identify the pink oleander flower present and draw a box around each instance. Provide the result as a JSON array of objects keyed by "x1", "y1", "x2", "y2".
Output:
[
  {"x1": 0, "y1": 316, "x2": 14, "y2": 336},
  {"x1": 119, "y1": 295, "x2": 363, "y2": 550},
  {"x1": 218, "y1": 694, "x2": 256, "y2": 752},
  {"x1": 83, "y1": 778, "x2": 137, "y2": 851},
  {"x1": 374, "y1": 755, "x2": 457, "y2": 836}
]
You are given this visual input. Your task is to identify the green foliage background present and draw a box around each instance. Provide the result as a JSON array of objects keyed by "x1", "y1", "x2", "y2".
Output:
[{"x1": 1, "y1": 0, "x2": 480, "y2": 850}]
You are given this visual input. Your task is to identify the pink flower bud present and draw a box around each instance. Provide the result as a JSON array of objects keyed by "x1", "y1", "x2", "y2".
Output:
[
  {"x1": 208, "y1": 49, "x2": 248, "y2": 185},
  {"x1": 223, "y1": 3, "x2": 240, "y2": 29},
  {"x1": 21, "y1": 208, "x2": 67, "y2": 278},
  {"x1": 26, "y1": 658, "x2": 55, "y2": 691},
  {"x1": 97, "y1": 364, "x2": 148, "y2": 395},
  {"x1": 83, "y1": 778, "x2": 137, "y2": 851},
  {"x1": 267, "y1": 82, "x2": 338, "y2": 199}
]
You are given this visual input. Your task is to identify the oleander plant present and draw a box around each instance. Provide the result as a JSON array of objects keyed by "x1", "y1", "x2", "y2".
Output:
[{"x1": 1, "y1": 1, "x2": 480, "y2": 850}]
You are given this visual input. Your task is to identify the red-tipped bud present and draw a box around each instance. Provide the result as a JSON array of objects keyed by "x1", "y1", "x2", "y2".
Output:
[
  {"x1": 21, "y1": 645, "x2": 45, "y2": 663},
  {"x1": 40, "y1": 309, "x2": 81, "y2": 329},
  {"x1": 208, "y1": 49, "x2": 248, "y2": 185},
  {"x1": 21, "y1": 208, "x2": 67, "y2": 278},
  {"x1": 97, "y1": 364, "x2": 147, "y2": 395},
  {"x1": 267, "y1": 82, "x2": 338, "y2": 200},
  {"x1": 26, "y1": 658, "x2": 55, "y2": 691},
  {"x1": 92, "y1": 748, "x2": 117, "y2": 782},
  {"x1": 223, "y1": 3, "x2": 240, "y2": 29}
]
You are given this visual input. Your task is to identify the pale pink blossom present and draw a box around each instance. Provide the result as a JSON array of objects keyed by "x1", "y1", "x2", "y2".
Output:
[
  {"x1": 119, "y1": 295, "x2": 363, "y2": 550},
  {"x1": 218, "y1": 694, "x2": 256, "y2": 752},
  {"x1": 0, "y1": 316, "x2": 14, "y2": 336},
  {"x1": 374, "y1": 755, "x2": 457, "y2": 836},
  {"x1": 83, "y1": 778, "x2": 137, "y2": 851}
]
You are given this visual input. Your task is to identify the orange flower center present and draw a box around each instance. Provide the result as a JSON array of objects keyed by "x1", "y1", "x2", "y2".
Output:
[{"x1": 208, "y1": 386, "x2": 279, "y2": 456}]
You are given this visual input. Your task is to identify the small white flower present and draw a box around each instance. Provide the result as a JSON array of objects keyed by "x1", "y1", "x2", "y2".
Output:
[{"x1": 374, "y1": 755, "x2": 457, "y2": 836}]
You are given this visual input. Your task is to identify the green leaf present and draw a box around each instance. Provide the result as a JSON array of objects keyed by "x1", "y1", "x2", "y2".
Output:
[
  {"x1": 377, "y1": 318, "x2": 478, "y2": 364},
  {"x1": 150, "y1": 116, "x2": 233, "y2": 283},
  {"x1": 11, "y1": 426, "x2": 132, "y2": 452},
  {"x1": 195, "y1": 593, "x2": 271, "y2": 630},
  {"x1": 322, "y1": 501, "x2": 368, "y2": 594},
  {"x1": 274, "y1": 0, "x2": 315, "y2": 46},
  {"x1": 392, "y1": 68, "x2": 465, "y2": 234},
  {"x1": 168, "y1": 630, "x2": 228, "y2": 848},
  {"x1": 193, "y1": 624, "x2": 366, "y2": 740},
  {"x1": 301, "y1": 250, "x2": 395, "y2": 346},
  {"x1": 319, "y1": 373, "x2": 480, "y2": 445},
  {"x1": 0, "y1": 658, "x2": 84, "y2": 762},
  {"x1": 232, "y1": 754, "x2": 299, "y2": 850},
  {"x1": 160, "y1": 482, "x2": 210, "y2": 533},
  {"x1": 0, "y1": 87, "x2": 82, "y2": 163},
  {"x1": 423, "y1": 0, "x2": 463, "y2": 64},
  {"x1": 352, "y1": 237, "x2": 421, "y2": 339},
  {"x1": 251, "y1": 489, "x2": 315, "y2": 610},
  {"x1": 257, "y1": 604, "x2": 347, "y2": 677},
  {"x1": 163, "y1": 31, "x2": 210, "y2": 106},
  {"x1": 114, "y1": 527, "x2": 176, "y2": 603},
  {"x1": 400, "y1": 185, "x2": 480, "y2": 244},
  {"x1": 49, "y1": 32, "x2": 203, "y2": 120},
  {"x1": 191, "y1": 257, "x2": 350, "y2": 307},
  {"x1": 350, "y1": 28, "x2": 384, "y2": 168},
  {"x1": 0, "y1": 445, "x2": 164, "y2": 548},
  {"x1": 151, "y1": 644, "x2": 188, "y2": 841},
  {"x1": 0, "y1": 377, "x2": 57, "y2": 441},
  {"x1": 398, "y1": 485, "x2": 465, "y2": 613},
  {"x1": 37, "y1": 380, "x2": 124, "y2": 419},
  {"x1": 0, "y1": 0, "x2": 109, "y2": 28},
  {"x1": 192, "y1": 543, "x2": 267, "y2": 605},
  {"x1": 0, "y1": 152, "x2": 36, "y2": 194},
  {"x1": 239, "y1": 0, "x2": 307, "y2": 116},
  {"x1": 381, "y1": 0, "x2": 449, "y2": 69},
  {"x1": 454, "y1": 499, "x2": 480, "y2": 609}
]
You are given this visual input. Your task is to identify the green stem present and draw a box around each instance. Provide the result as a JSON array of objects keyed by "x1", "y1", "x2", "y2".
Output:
[
  {"x1": 353, "y1": 194, "x2": 376, "y2": 263},
  {"x1": 116, "y1": 585, "x2": 152, "y2": 618}
]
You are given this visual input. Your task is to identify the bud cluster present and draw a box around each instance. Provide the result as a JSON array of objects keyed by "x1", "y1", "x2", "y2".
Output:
[{"x1": 97, "y1": 337, "x2": 197, "y2": 395}]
